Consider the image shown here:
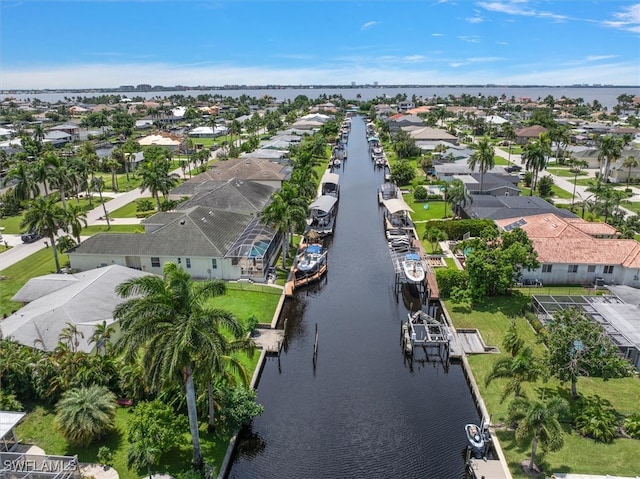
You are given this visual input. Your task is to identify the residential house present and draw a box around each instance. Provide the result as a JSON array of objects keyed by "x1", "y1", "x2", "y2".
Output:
[
  {"x1": 387, "y1": 114, "x2": 424, "y2": 131},
  {"x1": 434, "y1": 159, "x2": 507, "y2": 180},
  {"x1": 188, "y1": 156, "x2": 291, "y2": 189},
  {"x1": 137, "y1": 131, "x2": 183, "y2": 151},
  {"x1": 397, "y1": 100, "x2": 415, "y2": 113},
  {"x1": 49, "y1": 124, "x2": 80, "y2": 141},
  {"x1": 188, "y1": 125, "x2": 228, "y2": 138},
  {"x1": 2, "y1": 265, "x2": 153, "y2": 353},
  {"x1": 43, "y1": 130, "x2": 72, "y2": 148},
  {"x1": 461, "y1": 195, "x2": 577, "y2": 221},
  {"x1": 456, "y1": 172, "x2": 520, "y2": 197},
  {"x1": 404, "y1": 126, "x2": 458, "y2": 146},
  {"x1": 495, "y1": 213, "x2": 640, "y2": 287},
  {"x1": 609, "y1": 149, "x2": 640, "y2": 183},
  {"x1": 69, "y1": 205, "x2": 280, "y2": 283},
  {"x1": 515, "y1": 125, "x2": 548, "y2": 144}
]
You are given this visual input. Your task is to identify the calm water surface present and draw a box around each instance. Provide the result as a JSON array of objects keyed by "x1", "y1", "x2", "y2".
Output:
[{"x1": 226, "y1": 116, "x2": 481, "y2": 479}]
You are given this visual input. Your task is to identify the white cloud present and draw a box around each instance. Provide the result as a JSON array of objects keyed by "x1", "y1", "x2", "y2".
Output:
[
  {"x1": 603, "y1": 3, "x2": 640, "y2": 33},
  {"x1": 478, "y1": 1, "x2": 567, "y2": 21},
  {"x1": 403, "y1": 55, "x2": 426, "y2": 63},
  {"x1": 466, "y1": 16, "x2": 484, "y2": 23},
  {"x1": 432, "y1": 33, "x2": 445, "y2": 37},
  {"x1": 361, "y1": 21, "x2": 378, "y2": 31},
  {"x1": 457, "y1": 35, "x2": 481, "y2": 43},
  {"x1": 585, "y1": 55, "x2": 618, "y2": 62}
]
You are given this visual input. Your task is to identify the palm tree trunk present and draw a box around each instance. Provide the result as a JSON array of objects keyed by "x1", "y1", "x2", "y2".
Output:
[
  {"x1": 530, "y1": 431, "x2": 539, "y2": 471},
  {"x1": 154, "y1": 193, "x2": 161, "y2": 211},
  {"x1": 184, "y1": 365, "x2": 204, "y2": 470},
  {"x1": 49, "y1": 234, "x2": 61, "y2": 272},
  {"x1": 571, "y1": 377, "x2": 578, "y2": 399},
  {"x1": 98, "y1": 190, "x2": 111, "y2": 230},
  {"x1": 207, "y1": 381, "x2": 216, "y2": 433}
]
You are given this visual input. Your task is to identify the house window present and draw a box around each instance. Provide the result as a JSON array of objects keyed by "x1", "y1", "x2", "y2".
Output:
[
  {"x1": 211, "y1": 258, "x2": 217, "y2": 269},
  {"x1": 587, "y1": 265, "x2": 596, "y2": 273},
  {"x1": 542, "y1": 264, "x2": 553, "y2": 273},
  {"x1": 151, "y1": 257, "x2": 160, "y2": 268},
  {"x1": 603, "y1": 265, "x2": 614, "y2": 274},
  {"x1": 568, "y1": 265, "x2": 578, "y2": 273},
  {"x1": 186, "y1": 258, "x2": 191, "y2": 269}
]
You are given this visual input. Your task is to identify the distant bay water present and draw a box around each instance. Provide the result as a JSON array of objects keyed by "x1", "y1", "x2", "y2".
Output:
[{"x1": 4, "y1": 86, "x2": 639, "y2": 111}]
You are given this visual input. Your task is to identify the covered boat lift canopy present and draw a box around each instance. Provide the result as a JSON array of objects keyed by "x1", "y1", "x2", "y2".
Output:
[
  {"x1": 309, "y1": 195, "x2": 338, "y2": 214},
  {"x1": 383, "y1": 198, "x2": 414, "y2": 215},
  {"x1": 321, "y1": 171, "x2": 340, "y2": 187}
]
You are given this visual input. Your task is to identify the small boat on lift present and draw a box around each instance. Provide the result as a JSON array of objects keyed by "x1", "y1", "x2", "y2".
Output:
[
  {"x1": 295, "y1": 244, "x2": 327, "y2": 278},
  {"x1": 465, "y1": 424, "x2": 484, "y2": 450},
  {"x1": 402, "y1": 252, "x2": 425, "y2": 283}
]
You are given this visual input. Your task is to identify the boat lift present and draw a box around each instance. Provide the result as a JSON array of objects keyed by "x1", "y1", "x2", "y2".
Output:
[{"x1": 401, "y1": 310, "x2": 452, "y2": 362}]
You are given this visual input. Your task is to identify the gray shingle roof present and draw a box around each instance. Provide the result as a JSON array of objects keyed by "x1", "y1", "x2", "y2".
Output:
[
  {"x1": 175, "y1": 178, "x2": 275, "y2": 214},
  {"x1": 75, "y1": 206, "x2": 253, "y2": 257},
  {"x1": 463, "y1": 195, "x2": 577, "y2": 220}
]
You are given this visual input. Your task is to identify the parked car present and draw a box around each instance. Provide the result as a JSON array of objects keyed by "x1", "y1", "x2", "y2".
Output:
[
  {"x1": 505, "y1": 165, "x2": 522, "y2": 173},
  {"x1": 21, "y1": 231, "x2": 42, "y2": 243}
]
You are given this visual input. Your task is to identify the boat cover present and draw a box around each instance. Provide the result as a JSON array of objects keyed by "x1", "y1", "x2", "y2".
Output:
[
  {"x1": 321, "y1": 171, "x2": 340, "y2": 186},
  {"x1": 405, "y1": 253, "x2": 420, "y2": 261},
  {"x1": 309, "y1": 195, "x2": 338, "y2": 213},
  {"x1": 306, "y1": 244, "x2": 323, "y2": 254},
  {"x1": 383, "y1": 198, "x2": 414, "y2": 215}
]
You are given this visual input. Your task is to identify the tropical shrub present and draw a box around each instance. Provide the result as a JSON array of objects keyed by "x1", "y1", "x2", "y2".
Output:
[
  {"x1": 623, "y1": 413, "x2": 640, "y2": 439},
  {"x1": 435, "y1": 268, "x2": 469, "y2": 297},
  {"x1": 413, "y1": 185, "x2": 428, "y2": 202},
  {"x1": 574, "y1": 396, "x2": 620, "y2": 443},
  {"x1": 55, "y1": 385, "x2": 116, "y2": 445},
  {"x1": 425, "y1": 219, "x2": 496, "y2": 240}
]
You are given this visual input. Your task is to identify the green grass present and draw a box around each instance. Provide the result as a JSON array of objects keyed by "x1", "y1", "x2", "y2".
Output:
[
  {"x1": 0, "y1": 247, "x2": 69, "y2": 316},
  {"x1": 547, "y1": 168, "x2": 589, "y2": 178},
  {"x1": 0, "y1": 214, "x2": 24, "y2": 234},
  {"x1": 82, "y1": 225, "x2": 145, "y2": 235},
  {"x1": 550, "y1": 185, "x2": 574, "y2": 200},
  {"x1": 622, "y1": 202, "x2": 640, "y2": 215},
  {"x1": 445, "y1": 291, "x2": 640, "y2": 478},
  {"x1": 493, "y1": 155, "x2": 509, "y2": 166},
  {"x1": 402, "y1": 194, "x2": 449, "y2": 222},
  {"x1": 215, "y1": 283, "x2": 282, "y2": 324},
  {"x1": 15, "y1": 405, "x2": 234, "y2": 479},
  {"x1": 108, "y1": 201, "x2": 142, "y2": 218}
]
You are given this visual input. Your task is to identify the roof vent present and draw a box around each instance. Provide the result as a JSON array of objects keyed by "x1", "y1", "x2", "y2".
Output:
[{"x1": 180, "y1": 219, "x2": 185, "y2": 225}]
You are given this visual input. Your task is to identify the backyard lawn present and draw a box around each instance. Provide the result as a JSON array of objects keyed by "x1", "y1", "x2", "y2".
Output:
[
  {"x1": 444, "y1": 291, "x2": 640, "y2": 478},
  {"x1": 0, "y1": 247, "x2": 69, "y2": 316}
]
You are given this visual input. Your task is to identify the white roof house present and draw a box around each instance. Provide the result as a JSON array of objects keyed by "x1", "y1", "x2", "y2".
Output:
[{"x1": 3, "y1": 265, "x2": 154, "y2": 353}]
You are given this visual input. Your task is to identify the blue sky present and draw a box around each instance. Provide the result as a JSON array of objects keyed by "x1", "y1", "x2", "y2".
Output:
[{"x1": 1, "y1": 0, "x2": 639, "y2": 89}]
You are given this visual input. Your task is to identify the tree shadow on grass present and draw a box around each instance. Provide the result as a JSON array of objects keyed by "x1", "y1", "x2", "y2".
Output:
[{"x1": 471, "y1": 292, "x2": 532, "y2": 317}]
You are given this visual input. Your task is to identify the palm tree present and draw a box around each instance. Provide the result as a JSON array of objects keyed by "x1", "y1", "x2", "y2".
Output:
[
  {"x1": 260, "y1": 183, "x2": 307, "y2": 268},
  {"x1": 597, "y1": 135, "x2": 622, "y2": 182},
  {"x1": 3, "y1": 161, "x2": 40, "y2": 202},
  {"x1": 20, "y1": 196, "x2": 66, "y2": 272},
  {"x1": 467, "y1": 137, "x2": 495, "y2": 195},
  {"x1": 127, "y1": 436, "x2": 161, "y2": 479},
  {"x1": 567, "y1": 158, "x2": 589, "y2": 207},
  {"x1": 522, "y1": 140, "x2": 549, "y2": 196},
  {"x1": 55, "y1": 385, "x2": 116, "y2": 445},
  {"x1": 56, "y1": 235, "x2": 77, "y2": 254},
  {"x1": 88, "y1": 320, "x2": 115, "y2": 356},
  {"x1": 622, "y1": 155, "x2": 639, "y2": 189},
  {"x1": 446, "y1": 179, "x2": 472, "y2": 217},
  {"x1": 64, "y1": 203, "x2": 87, "y2": 243},
  {"x1": 92, "y1": 176, "x2": 111, "y2": 230},
  {"x1": 507, "y1": 394, "x2": 569, "y2": 472},
  {"x1": 122, "y1": 138, "x2": 140, "y2": 181},
  {"x1": 485, "y1": 346, "x2": 544, "y2": 400},
  {"x1": 113, "y1": 262, "x2": 246, "y2": 470},
  {"x1": 501, "y1": 123, "x2": 516, "y2": 163}
]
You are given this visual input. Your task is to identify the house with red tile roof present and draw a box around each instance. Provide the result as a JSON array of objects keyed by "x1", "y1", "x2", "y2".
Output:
[{"x1": 495, "y1": 213, "x2": 640, "y2": 287}]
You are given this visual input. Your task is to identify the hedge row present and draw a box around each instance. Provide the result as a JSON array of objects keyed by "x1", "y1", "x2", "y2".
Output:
[
  {"x1": 424, "y1": 219, "x2": 496, "y2": 240},
  {"x1": 435, "y1": 268, "x2": 469, "y2": 297}
]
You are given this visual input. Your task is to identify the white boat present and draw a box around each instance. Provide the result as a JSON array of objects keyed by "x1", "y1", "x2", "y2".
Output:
[
  {"x1": 402, "y1": 252, "x2": 425, "y2": 283},
  {"x1": 295, "y1": 244, "x2": 326, "y2": 279},
  {"x1": 465, "y1": 423, "x2": 484, "y2": 450}
]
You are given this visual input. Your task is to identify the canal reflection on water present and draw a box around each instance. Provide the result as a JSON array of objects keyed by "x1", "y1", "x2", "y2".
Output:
[{"x1": 227, "y1": 116, "x2": 481, "y2": 478}]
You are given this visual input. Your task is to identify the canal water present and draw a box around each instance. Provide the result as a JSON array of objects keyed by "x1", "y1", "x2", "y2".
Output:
[{"x1": 227, "y1": 116, "x2": 481, "y2": 478}]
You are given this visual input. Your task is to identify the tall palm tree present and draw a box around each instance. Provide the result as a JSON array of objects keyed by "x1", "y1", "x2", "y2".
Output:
[
  {"x1": 113, "y1": 262, "x2": 246, "y2": 470},
  {"x1": 55, "y1": 385, "x2": 117, "y2": 445},
  {"x1": 522, "y1": 140, "x2": 549, "y2": 196},
  {"x1": 467, "y1": 137, "x2": 495, "y2": 195},
  {"x1": 446, "y1": 179, "x2": 472, "y2": 217},
  {"x1": 20, "y1": 196, "x2": 66, "y2": 272},
  {"x1": 92, "y1": 176, "x2": 111, "y2": 230},
  {"x1": 622, "y1": 155, "x2": 639, "y2": 189},
  {"x1": 567, "y1": 158, "x2": 589, "y2": 207},
  {"x1": 507, "y1": 395, "x2": 569, "y2": 472},
  {"x1": 501, "y1": 123, "x2": 516, "y2": 163},
  {"x1": 3, "y1": 161, "x2": 40, "y2": 202},
  {"x1": 88, "y1": 321, "x2": 115, "y2": 356},
  {"x1": 260, "y1": 183, "x2": 307, "y2": 268},
  {"x1": 122, "y1": 137, "x2": 140, "y2": 181},
  {"x1": 64, "y1": 203, "x2": 87, "y2": 243},
  {"x1": 597, "y1": 135, "x2": 622, "y2": 183}
]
